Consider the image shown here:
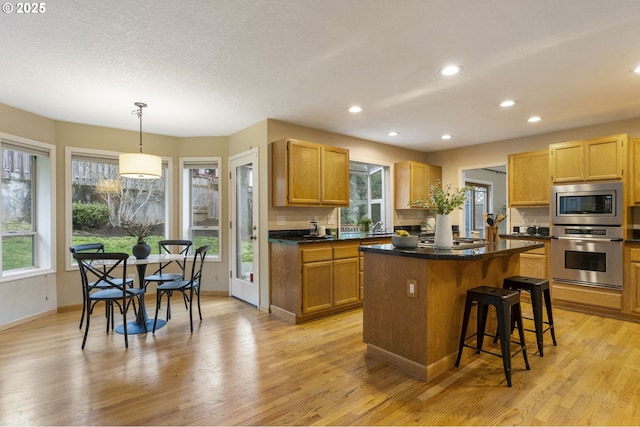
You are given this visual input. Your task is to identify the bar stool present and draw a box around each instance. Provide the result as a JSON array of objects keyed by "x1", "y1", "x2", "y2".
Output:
[
  {"x1": 503, "y1": 276, "x2": 557, "y2": 356},
  {"x1": 455, "y1": 286, "x2": 530, "y2": 387}
]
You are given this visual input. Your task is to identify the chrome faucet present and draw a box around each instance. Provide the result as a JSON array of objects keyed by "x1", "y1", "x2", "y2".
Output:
[{"x1": 372, "y1": 221, "x2": 383, "y2": 233}]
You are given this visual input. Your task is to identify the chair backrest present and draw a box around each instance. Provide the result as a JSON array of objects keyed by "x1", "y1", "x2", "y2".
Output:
[
  {"x1": 73, "y1": 252, "x2": 130, "y2": 296},
  {"x1": 155, "y1": 240, "x2": 192, "y2": 274},
  {"x1": 186, "y1": 244, "x2": 210, "y2": 286},
  {"x1": 69, "y1": 243, "x2": 105, "y2": 254}
]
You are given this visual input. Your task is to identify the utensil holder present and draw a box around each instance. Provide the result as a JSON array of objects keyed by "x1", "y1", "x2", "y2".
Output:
[{"x1": 485, "y1": 226, "x2": 499, "y2": 242}]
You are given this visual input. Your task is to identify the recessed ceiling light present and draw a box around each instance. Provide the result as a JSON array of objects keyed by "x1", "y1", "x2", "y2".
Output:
[
  {"x1": 441, "y1": 134, "x2": 452, "y2": 140},
  {"x1": 348, "y1": 105, "x2": 363, "y2": 113},
  {"x1": 387, "y1": 131, "x2": 399, "y2": 136},
  {"x1": 634, "y1": 65, "x2": 640, "y2": 74},
  {"x1": 440, "y1": 65, "x2": 461, "y2": 76},
  {"x1": 500, "y1": 100, "x2": 516, "y2": 108},
  {"x1": 528, "y1": 116, "x2": 541, "y2": 123}
]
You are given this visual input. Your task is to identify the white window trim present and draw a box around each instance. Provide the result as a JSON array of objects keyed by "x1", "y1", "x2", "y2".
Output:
[
  {"x1": 0, "y1": 132, "x2": 56, "y2": 282},
  {"x1": 65, "y1": 146, "x2": 173, "y2": 270},
  {"x1": 345, "y1": 156, "x2": 393, "y2": 232},
  {"x1": 179, "y1": 157, "x2": 222, "y2": 262}
]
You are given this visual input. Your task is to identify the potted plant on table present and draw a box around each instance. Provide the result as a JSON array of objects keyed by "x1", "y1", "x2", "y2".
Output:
[
  {"x1": 411, "y1": 180, "x2": 469, "y2": 248},
  {"x1": 122, "y1": 218, "x2": 154, "y2": 259}
]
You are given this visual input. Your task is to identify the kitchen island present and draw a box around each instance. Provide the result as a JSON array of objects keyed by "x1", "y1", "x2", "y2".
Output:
[{"x1": 359, "y1": 239, "x2": 544, "y2": 382}]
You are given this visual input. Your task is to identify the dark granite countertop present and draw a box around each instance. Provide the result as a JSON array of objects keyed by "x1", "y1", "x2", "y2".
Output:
[
  {"x1": 268, "y1": 230, "x2": 395, "y2": 244},
  {"x1": 359, "y1": 239, "x2": 544, "y2": 261}
]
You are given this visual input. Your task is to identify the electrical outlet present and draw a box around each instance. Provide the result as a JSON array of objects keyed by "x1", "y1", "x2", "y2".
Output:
[
  {"x1": 328, "y1": 215, "x2": 335, "y2": 225},
  {"x1": 277, "y1": 216, "x2": 286, "y2": 225},
  {"x1": 407, "y1": 279, "x2": 417, "y2": 298}
]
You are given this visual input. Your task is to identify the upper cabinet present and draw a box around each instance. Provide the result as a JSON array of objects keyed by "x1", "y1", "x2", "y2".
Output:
[
  {"x1": 394, "y1": 160, "x2": 442, "y2": 209},
  {"x1": 508, "y1": 150, "x2": 550, "y2": 207},
  {"x1": 549, "y1": 134, "x2": 627, "y2": 183},
  {"x1": 629, "y1": 138, "x2": 640, "y2": 205},
  {"x1": 272, "y1": 138, "x2": 349, "y2": 207}
]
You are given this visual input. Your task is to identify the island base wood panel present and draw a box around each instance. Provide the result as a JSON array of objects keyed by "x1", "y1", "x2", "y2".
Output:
[{"x1": 362, "y1": 251, "x2": 521, "y2": 382}]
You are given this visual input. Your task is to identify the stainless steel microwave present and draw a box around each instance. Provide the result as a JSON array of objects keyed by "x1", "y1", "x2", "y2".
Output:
[{"x1": 551, "y1": 182, "x2": 623, "y2": 226}]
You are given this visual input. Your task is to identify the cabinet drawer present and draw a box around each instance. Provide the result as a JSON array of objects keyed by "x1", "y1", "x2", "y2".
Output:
[
  {"x1": 301, "y1": 247, "x2": 333, "y2": 263},
  {"x1": 333, "y1": 245, "x2": 359, "y2": 259},
  {"x1": 630, "y1": 248, "x2": 640, "y2": 262}
]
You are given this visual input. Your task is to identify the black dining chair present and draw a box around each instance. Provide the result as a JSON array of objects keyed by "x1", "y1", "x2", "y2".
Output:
[
  {"x1": 144, "y1": 240, "x2": 192, "y2": 288},
  {"x1": 153, "y1": 244, "x2": 210, "y2": 333},
  {"x1": 70, "y1": 243, "x2": 134, "y2": 329},
  {"x1": 74, "y1": 252, "x2": 145, "y2": 349},
  {"x1": 144, "y1": 239, "x2": 192, "y2": 313}
]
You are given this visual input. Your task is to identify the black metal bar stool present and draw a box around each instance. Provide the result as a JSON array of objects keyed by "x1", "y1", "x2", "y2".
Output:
[
  {"x1": 503, "y1": 275, "x2": 557, "y2": 356},
  {"x1": 455, "y1": 286, "x2": 530, "y2": 387}
]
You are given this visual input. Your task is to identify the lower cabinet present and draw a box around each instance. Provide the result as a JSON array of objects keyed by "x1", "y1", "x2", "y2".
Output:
[
  {"x1": 626, "y1": 246, "x2": 640, "y2": 315},
  {"x1": 270, "y1": 237, "x2": 389, "y2": 323},
  {"x1": 519, "y1": 243, "x2": 549, "y2": 279}
]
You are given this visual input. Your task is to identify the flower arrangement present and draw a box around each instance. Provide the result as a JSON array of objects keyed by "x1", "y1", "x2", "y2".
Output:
[
  {"x1": 410, "y1": 179, "x2": 470, "y2": 215},
  {"x1": 121, "y1": 218, "x2": 154, "y2": 242}
]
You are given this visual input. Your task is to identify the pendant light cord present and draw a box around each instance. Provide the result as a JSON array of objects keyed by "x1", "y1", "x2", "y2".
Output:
[{"x1": 133, "y1": 102, "x2": 147, "y2": 154}]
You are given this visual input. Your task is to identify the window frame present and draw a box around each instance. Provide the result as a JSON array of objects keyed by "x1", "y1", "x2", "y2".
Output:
[
  {"x1": 0, "y1": 132, "x2": 56, "y2": 282},
  {"x1": 65, "y1": 146, "x2": 173, "y2": 270},
  {"x1": 179, "y1": 157, "x2": 222, "y2": 262},
  {"x1": 340, "y1": 158, "x2": 391, "y2": 232}
]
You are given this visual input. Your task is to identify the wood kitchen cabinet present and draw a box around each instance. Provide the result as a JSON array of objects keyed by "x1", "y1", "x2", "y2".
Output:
[
  {"x1": 625, "y1": 246, "x2": 640, "y2": 316},
  {"x1": 519, "y1": 243, "x2": 549, "y2": 280},
  {"x1": 270, "y1": 237, "x2": 390, "y2": 323},
  {"x1": 394, "y1": 160, "x2": 442, "y2": 209},
  {"x1": 549, "y1": 134, "x2": 627, "y2": 183},
  {"x1": 629, "y1": 138, "x2": 640, "y2": 205},
  {"x1": 508, "y1": 150, "x2": 550, "y2": 206},
  {"x1": 271, "y1": 138, "x2": 349, "y2": 207}
]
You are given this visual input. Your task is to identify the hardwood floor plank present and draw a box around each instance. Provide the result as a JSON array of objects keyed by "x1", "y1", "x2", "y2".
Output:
[{"x1": 1, "y1": 295, "x2": 640, "y2": 425}]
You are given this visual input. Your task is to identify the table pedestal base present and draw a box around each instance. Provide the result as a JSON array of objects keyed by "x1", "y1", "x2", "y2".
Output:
[{"x1": 115, "y1": 319, "x2": 167, "y2": 335}]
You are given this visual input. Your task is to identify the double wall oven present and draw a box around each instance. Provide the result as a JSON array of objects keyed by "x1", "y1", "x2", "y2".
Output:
[{"x1": 551, "y1": 182, "x2": 623, "y2": 290}]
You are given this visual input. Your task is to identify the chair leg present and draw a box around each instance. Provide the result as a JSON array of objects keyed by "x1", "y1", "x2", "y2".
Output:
[
  {"x1": 189, "y1": 289, "x2": 194, "y2": 333},
  {"x1": 530, "y1": 288, "x2": 545, "y2": 356},
  {"x1": 81, "y1": 305, "x2": 92, "y2": 350},
  {"x1": 455, "y1": 296, "x2": 474, "y2": 367},
  {"x1": 153, "y1": 291, "x2": 162, "y2": 333},
  {"x1": 496, "y1": 304, "x2": 512, "y2": 387},
  {"x1": 513, "y1": 303, "x2": 530, "y2": 370},
  {"x1": 476, "y1": 303, "x2": 489, "y2": 353},
  {"x1": 196, "y1": 287, "x2": 202, "y2": 321},
  {"x1": 544, "y1": 288, "x2": 557, "y2": 345}
]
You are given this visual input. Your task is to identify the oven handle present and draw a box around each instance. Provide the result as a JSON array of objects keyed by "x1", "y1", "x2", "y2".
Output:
[{"x1": 552, "y1": 236, "x2": 623, "y2": 242}]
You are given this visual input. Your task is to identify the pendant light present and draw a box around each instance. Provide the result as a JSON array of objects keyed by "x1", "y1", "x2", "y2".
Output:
[{"x1": 118, "y1": 102, "x2": 162, "y2": 179}]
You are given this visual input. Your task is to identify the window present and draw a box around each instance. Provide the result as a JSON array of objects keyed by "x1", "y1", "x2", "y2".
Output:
[
  {"x1": 1, "y1": 134, "x2": 55, "y2": 279},
  {"x1": 180, "y1": 158, "x2": 221, "y2": 259},
  {"x1": 66, "y1": 148, "x2": 169, "y2": 267},
  {"x1": 340, "y1": 160, "x2": 389, "y2": 232}
]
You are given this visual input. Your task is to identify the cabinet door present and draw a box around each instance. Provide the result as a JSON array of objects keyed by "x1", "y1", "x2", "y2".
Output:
[
  {"x1": 321, "y1": 146, "x2": 350, "y2": 206},
  {"x1": 333, "y1": 257, "x2": 359, "y2": 306},
  {"x1": 631, "y1": 138, "x2": 640, "y2": 205},
  {"x1": 631, "y1": 261, "x2": 640, "y2": 315},
  {"x1": 288, "y1": 140, "x2": 321, "y2": 205},
  {"x1": 302, "y1": 260, "x2": 333, "y2": 314},
  {"x1": 584, "y1": 135, "x2": 625, "y2": 181},
  {"x1": 550, "y1": 141, "x2": 584, "y2": 182},
  {"x1": 395, "y1": 161, "x2": 437, "y2": 209},
  {"x1": 508, "y1": 150, "x2": 550, "y2": 206}
]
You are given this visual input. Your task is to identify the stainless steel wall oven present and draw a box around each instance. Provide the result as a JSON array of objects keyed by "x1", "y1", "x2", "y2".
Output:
[{"x1": 551, "y1": 182, "x2": 623, "y2": 290}]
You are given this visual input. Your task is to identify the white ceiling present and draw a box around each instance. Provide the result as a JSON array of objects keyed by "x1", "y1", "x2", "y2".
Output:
[{"x1": 2, "y1": 0, "x2": 640, "y2": 152}]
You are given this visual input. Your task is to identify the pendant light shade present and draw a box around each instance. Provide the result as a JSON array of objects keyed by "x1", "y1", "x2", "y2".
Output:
[{"x1": 119, "y1": 102, "x2": 162, "y2": 179}]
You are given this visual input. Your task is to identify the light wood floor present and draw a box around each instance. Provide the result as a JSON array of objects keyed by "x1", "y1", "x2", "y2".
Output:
[{"x1": 1, "y1": 295, "x2": 640, "y2": 425}]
